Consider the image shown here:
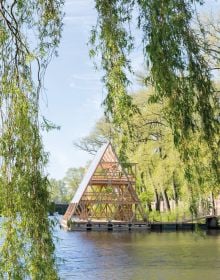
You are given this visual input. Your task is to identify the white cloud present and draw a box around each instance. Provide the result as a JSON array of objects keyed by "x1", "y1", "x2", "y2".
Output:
[
  {"x1": 69, "y1": 72, "x2": 102, "y2": 91},
  {"x1": 71, "y1": 73, "x2": 100, "y2": 81},
  {"x1": 63, "y1": 0, "x2": 96, "y2": 27},
  {"x1": 63, "y1": 15, "x2": 95, "y2": 27}
]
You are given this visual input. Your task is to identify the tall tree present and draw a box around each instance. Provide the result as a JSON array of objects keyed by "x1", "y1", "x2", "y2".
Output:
[
  {"x1": 63, "y1": 167, "x2": 86, "y2": 201},
  {"x1": 91, "y1": 0, "x2": 220, "y2": 201},
  {"x1": 0, "y1": 1, "x2": 63, "y2": 279},
  {"x1": 49, "y1": 178, "x2": 67, "y2": 203}
]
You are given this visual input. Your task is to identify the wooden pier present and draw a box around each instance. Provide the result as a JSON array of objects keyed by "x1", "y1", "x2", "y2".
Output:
[
  {"x1": 61, "y1": 220, "x2": 149, "y2": 231},
  {"x1": 61, "y1": 217, "x2": 219, "y2": 232}
]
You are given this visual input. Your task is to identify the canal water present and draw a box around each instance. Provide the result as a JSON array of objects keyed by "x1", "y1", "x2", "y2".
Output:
[{"x1": 55, "y1": 228, "x2": 220, "y2": 280}]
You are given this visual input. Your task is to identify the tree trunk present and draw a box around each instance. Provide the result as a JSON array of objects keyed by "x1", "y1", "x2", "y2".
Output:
[
  {"x1": 154, "y1": 188, "x2": 160, "y2": 212},
  {"x1": 172, "y1": 172, "x2": 179, "y2": 207},
  {"x1": 148, "y1": 168, "x2": 160, "y2": 212},
  {"x1": 211, "y1": 192, "x2": 216, "y2": 216},
  {"x1": 147, "y1": 201, "x2": 152, "y2": 212},
  {"x1": 162, "y1": 189, "x2": 171, "y2": 211}
]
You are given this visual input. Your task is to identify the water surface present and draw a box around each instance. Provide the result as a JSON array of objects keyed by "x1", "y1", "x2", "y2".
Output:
[{"x1": 55, "y1": 228, "x2": 220, "y2": 280}]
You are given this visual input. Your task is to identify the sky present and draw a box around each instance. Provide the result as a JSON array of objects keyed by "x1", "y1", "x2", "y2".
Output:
[
  {"x1": 41, "y1": 0, "x2": 103, "y2": 179},
  {"x1": 41, "y1": 0, "x2": 144, "y2": 180},
  {"x1": 41, "y1": 0, "x2": 220, "y2": 180}
]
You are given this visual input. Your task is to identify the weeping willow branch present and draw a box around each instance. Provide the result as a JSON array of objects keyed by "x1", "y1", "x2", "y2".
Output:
[
  {"x1": 0, "y1": 1, "x2": 63, "y2": 279},
  {"x1": 92, "y1": 0, "x2": 220, "y2": 213},
  {"x1": 90, "y1": 0, "x2": 140, "y2": 160}
]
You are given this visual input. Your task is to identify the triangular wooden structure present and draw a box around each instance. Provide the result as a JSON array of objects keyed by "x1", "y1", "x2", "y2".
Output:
[{"x1": 62, "y1": 142, "x2": 145, "y2": 227}]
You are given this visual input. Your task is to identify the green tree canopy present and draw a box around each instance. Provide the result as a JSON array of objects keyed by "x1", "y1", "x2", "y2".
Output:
[
  {"x1": 49, "y1": 167, "x2": 86, "y2": 203},
  {"x1": 91, "y1": 0, "x2": 220, "y2": 186}
]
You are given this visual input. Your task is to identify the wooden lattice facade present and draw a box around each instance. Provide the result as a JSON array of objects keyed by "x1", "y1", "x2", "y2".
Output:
[{"x1": 62, "y1": 143, "x2": 145, "y2": 228}]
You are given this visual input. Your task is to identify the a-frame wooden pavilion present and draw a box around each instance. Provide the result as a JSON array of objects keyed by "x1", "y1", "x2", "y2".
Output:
[{"x1": 62, "y1": 142, "x2": 145, "y2": 230}]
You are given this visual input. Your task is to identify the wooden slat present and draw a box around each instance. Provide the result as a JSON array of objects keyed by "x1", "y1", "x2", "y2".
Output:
[{"x1": 62, "y1": 203, "x2": 76, "y2": 221}]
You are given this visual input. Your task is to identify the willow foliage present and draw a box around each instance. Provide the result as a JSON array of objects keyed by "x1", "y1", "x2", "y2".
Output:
[
  {"x1": 91, "y1": 1, "x2": 219, "y2": 186},
  {"x1": 76, "y1": 88, "x2": 218, "y2": 218},
  {"x1": 0, "y1": 1, "x2": 63, "y2": 279}
]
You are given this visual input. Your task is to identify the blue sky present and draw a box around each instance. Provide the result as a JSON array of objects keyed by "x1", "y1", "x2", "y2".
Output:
[
  {"x1": 41, "y1": 0, "x2": 103, "y2": 179},
  {"x1": 41, "y1": 0, "x2": 220, "y2": 180},
  {"x1": 41, "y1": 0, "x2": 144, "y2": 179}
]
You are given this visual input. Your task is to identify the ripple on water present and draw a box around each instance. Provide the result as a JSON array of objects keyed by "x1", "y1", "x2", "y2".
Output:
[{"x1": 54, "y1": 229, "x2": 220, "y2": 280}]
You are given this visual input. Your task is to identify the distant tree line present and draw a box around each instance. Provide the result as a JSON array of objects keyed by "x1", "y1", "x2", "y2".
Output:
[{"x1": 49, "y1": 167, "x2": 86, "y2": 203}]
